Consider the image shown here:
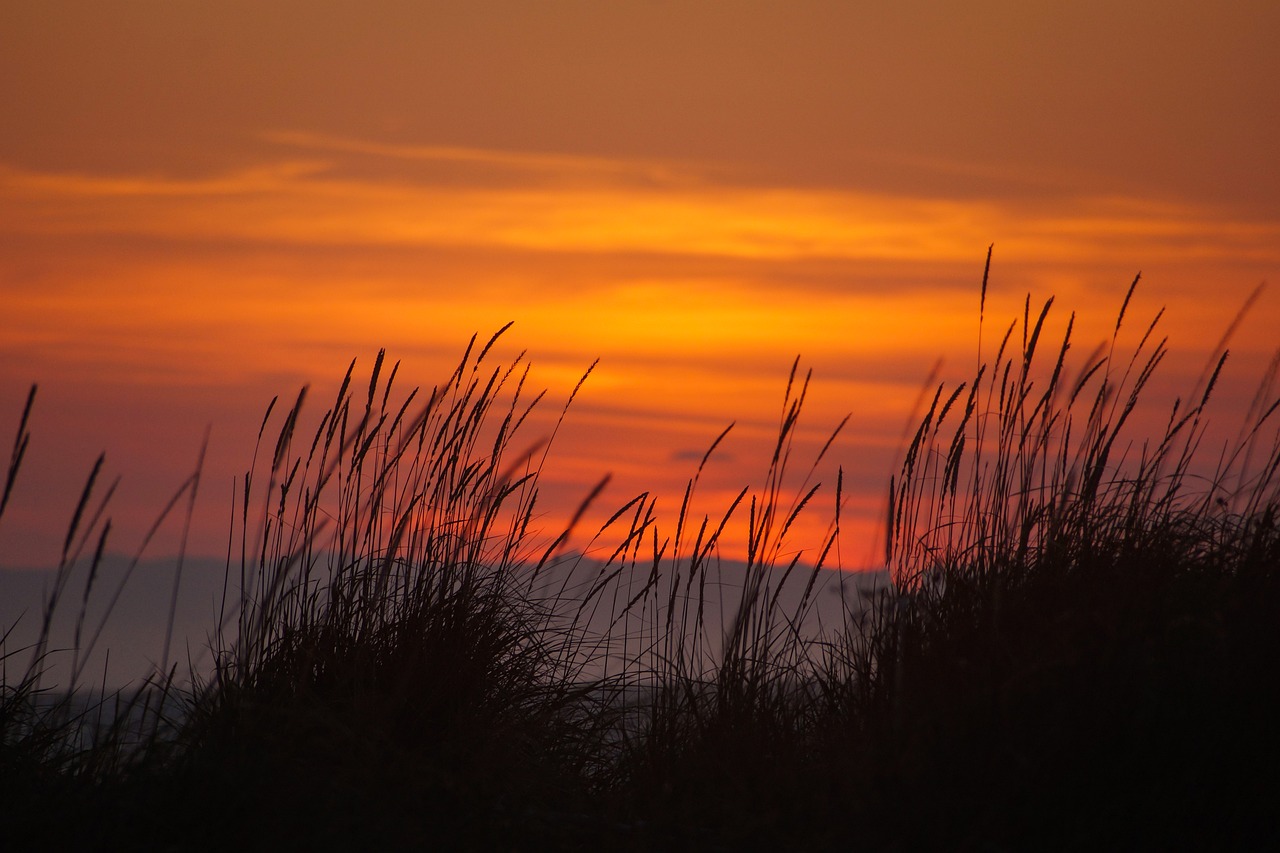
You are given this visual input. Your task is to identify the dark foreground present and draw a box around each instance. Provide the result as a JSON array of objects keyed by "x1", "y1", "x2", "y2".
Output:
[{"x1": 5, "y1": 286, "x2": 1280, "y2": 850}]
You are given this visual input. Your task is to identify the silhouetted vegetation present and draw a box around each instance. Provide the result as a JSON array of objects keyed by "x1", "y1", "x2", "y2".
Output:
[{"x1": 4, "y1": 264, "x2": 1279, "y2": 849}]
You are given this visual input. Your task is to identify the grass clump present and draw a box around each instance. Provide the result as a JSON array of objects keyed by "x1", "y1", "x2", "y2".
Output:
[
  {"x1": 867, "y1": 261, "x2": 1280, "y2": 848},
  {"x1": 3, "y1": 259, "x2": 1279, "y2": 849},
  {"x1": 165, "y1": 330, "x2": 620, "y2": 848}
]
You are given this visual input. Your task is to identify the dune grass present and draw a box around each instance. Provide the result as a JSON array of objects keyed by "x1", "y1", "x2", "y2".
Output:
[{"x1": 3, "y1": 267, "x2": 1279, "y2": 849}]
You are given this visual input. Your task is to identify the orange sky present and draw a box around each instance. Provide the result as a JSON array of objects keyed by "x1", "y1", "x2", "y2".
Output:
[{"x1": 2, "y1": 2, "x2": 1278, "y2": 569}]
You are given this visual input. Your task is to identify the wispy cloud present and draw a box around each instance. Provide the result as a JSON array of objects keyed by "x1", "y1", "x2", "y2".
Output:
[
  {"x1": 261, "y1": 130, "x2": 695, "y2": 185},
  {"x1": 4, "y1": 150, "x2": 1278, "y2": 267},
  {"x1": 0, "y1": 161, "x2": 330, "y2": 197}
]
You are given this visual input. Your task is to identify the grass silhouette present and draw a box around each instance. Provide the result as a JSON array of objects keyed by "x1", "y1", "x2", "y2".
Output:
[{"x1": 3, "y1": 263, "x2": 1279, "y2": 849}]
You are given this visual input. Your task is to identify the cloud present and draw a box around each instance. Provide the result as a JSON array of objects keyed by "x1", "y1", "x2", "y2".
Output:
[
  {"x1": 670, "y1": 447, "x2": 736, "y2": 465},
  {"x1": 261, "y1": 130, "x2": 696, "y2": 187},
  {"x1": 4, "y1": 152, "x2": 1279, "y2": 269}
]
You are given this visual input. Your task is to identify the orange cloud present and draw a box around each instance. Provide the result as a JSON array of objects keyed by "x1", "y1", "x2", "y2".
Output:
[{"x1": 4, "y1": 150, "x2": 1278, "y2": 268}]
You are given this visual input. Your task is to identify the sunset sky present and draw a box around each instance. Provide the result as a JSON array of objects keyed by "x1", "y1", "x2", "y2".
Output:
[{"x1": 2, "y1": 2, "x2": 1278, "y2": 570}]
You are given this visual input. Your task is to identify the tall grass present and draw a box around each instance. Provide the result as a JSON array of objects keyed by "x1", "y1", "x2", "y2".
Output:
[
  {"x1": 163, "y1": 328, "x2": 632, "y2": 846},
  {"x1": 865, "y1": 260, "x2": 1280, "y2": 848},
  {"x1": 3, "y1": 265, "x2": 1279, "y2": 848},
  {"x1": 0, "y1": 384, "x2": 196, "y2": 846}
]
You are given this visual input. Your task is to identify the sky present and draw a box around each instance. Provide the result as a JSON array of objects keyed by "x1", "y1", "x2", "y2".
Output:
[{"x1": 2, "y1": 1, "x2": 1279, "y2": 572}]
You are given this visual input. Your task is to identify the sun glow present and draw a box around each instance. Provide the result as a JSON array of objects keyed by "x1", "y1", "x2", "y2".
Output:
[{"x1": 2, "y1": 137, "x2": 1277, "y2": 568}]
